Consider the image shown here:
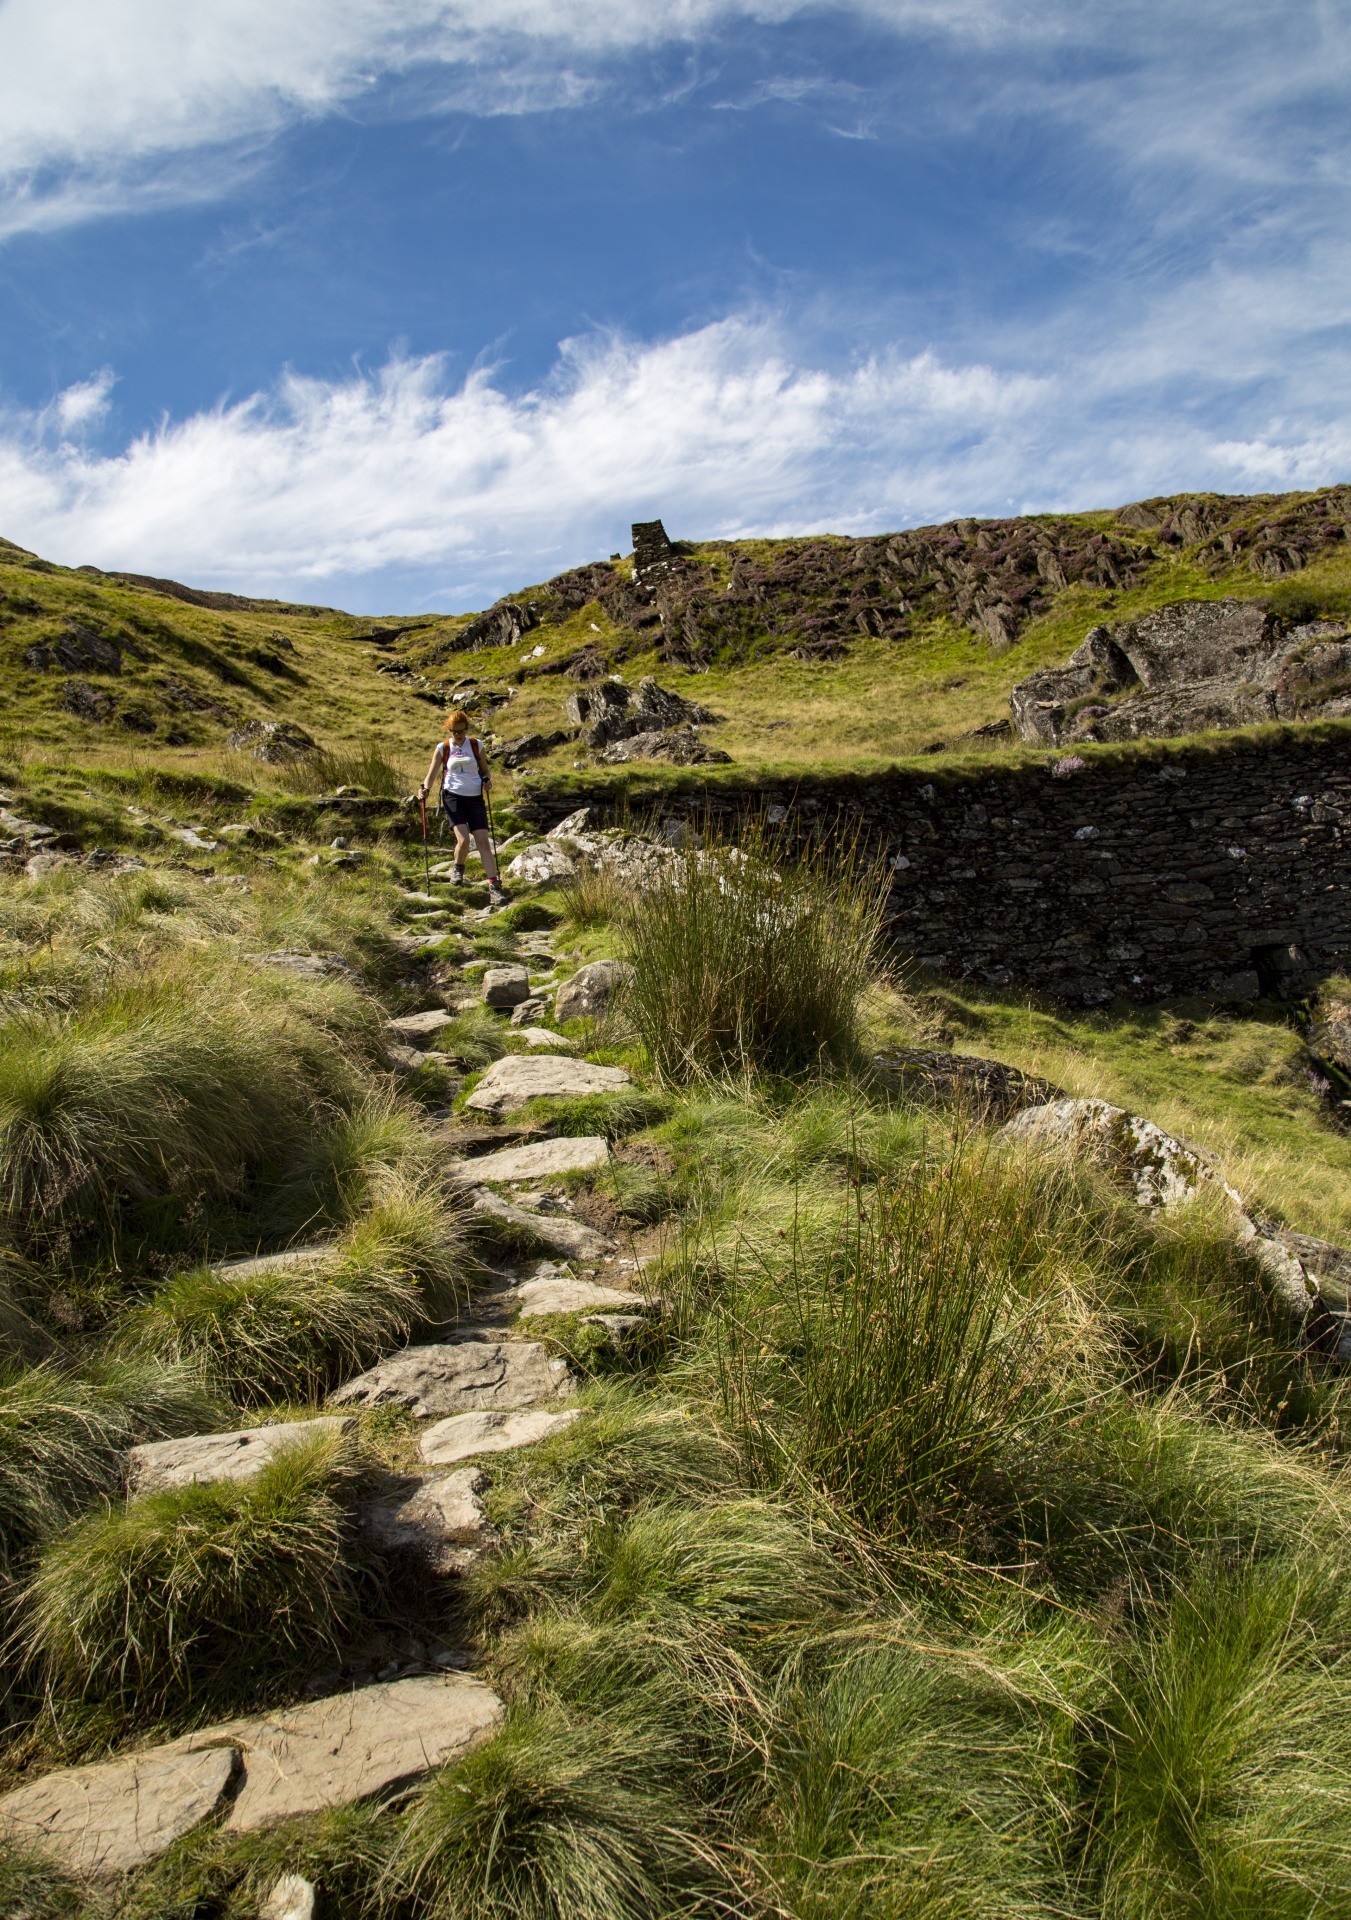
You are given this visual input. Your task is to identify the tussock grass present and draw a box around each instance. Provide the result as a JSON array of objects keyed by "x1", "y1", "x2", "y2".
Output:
[
  {"x1": 0, "y1": 1359, "x2": 222, "y2": 1578},
  {"x1": 273, "y1": 742, "x2": 411, "y2": 798},
  {"x1": 618, "y1": 825, "x2": 889, "y2": 1082},
  {"x1": 559, "y1": 860, "x2": 633, "y2": 931},
  {"x1": 120, "y1": 1171, "x2": 469, "y2": 1403},
  {"x1": 23, "y1": 1433, "x2": 363, "y2": 1715}
]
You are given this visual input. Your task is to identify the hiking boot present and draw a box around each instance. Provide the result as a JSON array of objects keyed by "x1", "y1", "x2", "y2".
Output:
[
  {"x1": 449, "y1": 864, "x2": 465, "y2": 886},
  {"x1": 488, "y1": 880, "x2": 510, "y2": 907}
]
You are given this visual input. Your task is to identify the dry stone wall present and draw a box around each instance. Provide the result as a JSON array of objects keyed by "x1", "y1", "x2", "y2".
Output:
[{"x1": 531, "y1": 725, "x2": 1351, "y2": 1004}]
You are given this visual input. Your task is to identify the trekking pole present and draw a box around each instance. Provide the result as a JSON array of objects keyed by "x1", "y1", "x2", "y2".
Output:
[
  {"x1": 485, "y1": 785, "x2": 501, "y2": 895},
  {"x1": 419, "y1": 790, "x2": 431, "y2": 892}
]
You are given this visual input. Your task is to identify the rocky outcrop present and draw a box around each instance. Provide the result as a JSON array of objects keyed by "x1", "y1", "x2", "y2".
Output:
[
  {"x1": 566, "y1": 675, "x2": 719, "y2": 753},
  {"x1": 226, "y1": 719, "x2": 317, "y2": 762},
  {"x1": 330, "y1": 1337, "x2": 573, "y2": 1417},
  {"x1": 463, "y1": 1052, "x2": 632, "y2": 1115},
  {"x1": 871, "y1": 1049, "x2": 1063, "y2": 1122},
  {"x1": 598, "y1": 726, "x2": 732, "y2": 766},
  {"x1": 1000, "y1": 1098, "x2": 1239, "y2": 1209},
  {"x1": 1009, "y1": 599, "x2": 1351, "y2": 746}
]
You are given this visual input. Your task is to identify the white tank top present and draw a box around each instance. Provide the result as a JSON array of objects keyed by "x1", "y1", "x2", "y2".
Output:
[{"x1": 441, "y1": 738, "x2": 482, "y2": 796}]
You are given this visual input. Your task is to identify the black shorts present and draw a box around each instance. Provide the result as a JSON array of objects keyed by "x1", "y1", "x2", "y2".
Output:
[{"x1": 441, "y1": 791, "x2": 488, "y2": 831}]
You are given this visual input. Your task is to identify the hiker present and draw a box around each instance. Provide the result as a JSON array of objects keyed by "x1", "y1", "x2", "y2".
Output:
[{"x1": 418, "y1": 710, "x2": 510, "y2": 904}]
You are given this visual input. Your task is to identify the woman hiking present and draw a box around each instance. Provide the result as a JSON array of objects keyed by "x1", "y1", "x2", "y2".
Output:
[{"x1": 418, "y1": 710, "x2": 510, "y2": 905}]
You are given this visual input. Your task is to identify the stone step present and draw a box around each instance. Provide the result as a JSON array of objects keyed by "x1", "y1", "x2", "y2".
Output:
[
  {"x1": 419, "y1": 1406, "x2": 589, "y2": 1467},
  {"x1": 128, "y1": 1416, "x2": 356, "y2": 1494},
  {"x1": 330, "y1": 1337, "x2": 573, "y2": 1418},
  {"x1": 463, "y1": 1052, "x2": 631, "y2": 1116},
  {"x1": 358, "y1": 1467, "x2": 491, "y2": 1574},
  {"x1": 0, "y1": 1674, "x2": 505, "y2": 1871},
  {"x1": 461, "y1": 1134, "x2": 609, "y2": 1182}
]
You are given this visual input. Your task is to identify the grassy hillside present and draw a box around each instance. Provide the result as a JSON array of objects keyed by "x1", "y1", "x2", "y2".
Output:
[
  {"x1": 4, "y1": 767, "x2": 1351, "y2": 1916},
  {"x1": 6, "y1": 488, "x2": 1351, "y2": 793}
]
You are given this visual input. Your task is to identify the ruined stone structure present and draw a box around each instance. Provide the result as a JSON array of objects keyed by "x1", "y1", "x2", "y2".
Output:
[{"x1": 527, "y1": 726, "x2": 1351, "y2": 1004}]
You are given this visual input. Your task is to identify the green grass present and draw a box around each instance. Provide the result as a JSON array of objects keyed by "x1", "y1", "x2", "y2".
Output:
[
  {"x1": 617, "y1": 825, "x2": 889, "y2": 1083},
  {"x1": 23, "y1": 1432, "x2": 364, "y2": 1717}
]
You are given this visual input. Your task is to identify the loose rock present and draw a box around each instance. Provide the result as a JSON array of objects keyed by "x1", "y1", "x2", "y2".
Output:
[
  {"x1": 331, "y1": 1338, "x2": 573, "y2": 1417},
  {"x1": 469, "y1": 1187, "x2": 615, "y2": 1260},
  {"x1": 388, "y1": 1008, "x2": 456, "y2": 1045},
  {"x1": 482, "y1": 964, "x2": 531, "y2": 1007},
  {"x1": 358, "y1": 1468, "x2": 490, "y2": 1573},
  {"x1": 262, "y1": 1875, "x2": 316, "y2": 1920},
  {"x1": 464, "y1": 1053, "x2": 631, "y2": 1115}
]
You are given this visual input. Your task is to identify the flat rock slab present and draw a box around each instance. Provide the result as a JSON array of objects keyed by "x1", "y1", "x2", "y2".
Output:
[
  {"x1": 470, "y1": 1187, "x2": 614, "y2": 1260},
  {"x1": 387, "y1": 1008, "x2": 455, "y2": 1045},
  {"x1": 331, "y1": 1339, "x2": 572, "y2": 1418},
  {"x1": 128, "y1": 1417, "x2": 356, "y2": 1494},
  {"x1": 0, "y1": 1744, "x2": 239, "y2": 1876},
  {"x1": 516, "y1": 1026, "x2": 575, "y2": 1048},
  {"x1": 182, "y1": 1673, "x2": 504, "y2": 1832},
  {"x1": 420, "y1": 1406, "x2": 588, "y2": 1466},
  {"x1": 514, "y1": 1273, "x2": 648, "y2": 1317},
  {"x1": 359, "y1": 1468, "x2": 489, "y2": 1573},
  {"x1": 464, "y1": 1052, "x2": 631, "y2": 1115},
  {"x1": 467, "y1": 1135, "x2": 609, "y2": 1182}
]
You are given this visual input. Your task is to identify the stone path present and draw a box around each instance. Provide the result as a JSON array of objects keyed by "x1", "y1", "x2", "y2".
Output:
[
  {"x1": 330, "y1": 1337, "x2": 573, "y2": 1418},
  {"x1": 464, "y1": 1052, "x2": 631, "y2": 1115},
  {"x1": 419, "y1": 1406, "x2": 588, "y2": 1466},
  {"x1": 469, "y1": 1187, "x2": 614, "y2": 1261}
]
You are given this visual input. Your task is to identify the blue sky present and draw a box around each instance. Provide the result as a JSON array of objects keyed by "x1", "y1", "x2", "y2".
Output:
[{"x1": 0, "y1": 0, "x2": 1347, "y2": 613}]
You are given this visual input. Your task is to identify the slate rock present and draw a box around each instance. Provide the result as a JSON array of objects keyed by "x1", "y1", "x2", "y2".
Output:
[
  {"x1": 419, "y1": 1406, "x2": 588, "y2": 1467},
  {"x1": 179, "y1": 1673, "x2": 504, "y2": 1832},
  {"x1": 464, "y1": 1053, "x2": 631, "y2": 1115},
  {"x1": 513, "y1": 1271, "x2": 649, "y2": 1317},
  {"x1": 469, "y1": 1187, "x2": 615, "y2": 1260},
  {"x1": 0, "y1": 1744, "x2": 239, "y2": 1876},
  {"x1": 554, "y1": 960, "x2": 632, "y2": 1024},
  {"x1": 128, "y1": 1417, "x2": 356, "y2": 1494},
  {"x1": 872, "y1": 1048, "x2": 1063, "y2": 1122},
  {"x1": 358, "y1": 1468, "x2": 490, "y2": 1573},
  {"x1": 331, "y1": 1338, "x2": 573, "y2": 1417},
  {"x1": 388, "y1": 1008, "x2": 456, "y2": 1045},
  {"x1": 466, "y1": 1135, "x2": 610, "y2": 1182},
  {"x1": 482, "y1": 964, "x2": 531, "y2": 1007}
]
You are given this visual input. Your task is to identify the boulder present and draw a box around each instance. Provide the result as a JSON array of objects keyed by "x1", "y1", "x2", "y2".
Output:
[
  {"x1": 0, "y1": 1745, "x2": 239, "y2": 1876},
  {"x1": 469, "y1": 1187, "x2": 615, "y2": 1260},
  {"x1": 1009, "y1": 600, "x2": 1351, "y2": 746},
  {"x1": 464, "y1": 1052, "x2": 631, "y2": 1115},
  {"x1": 128, "y1": 1417, "x2": 356, "y2": 1494},
  {"x1": 186, "y1": 1673, "x2": 503, "y2": 1832},
  {"x1": 482, "y1": 965, "x2": 531, "y2": 1007},
  {"x1": 358, "y1": 1468, "x2": 490, "y2": 1573},
  {"x1": 388, "y1": 1008, "x2": 456, "y2": 1046},
  {"x1": 227, "y1": 720, "x2": 317, "y2": 763},
  {"x1": 331, "y1": 1338, "x2": 573, "y2": 1417},
  {"x1": 419, "y1": 1406, "x2": 588, "y2": 1466},
  {"x1": 465, "y1": 1134, "x2": 610, "y2": 1182},
  {"x1": 555, "y1": 960, "x2": 631, "y2": 1024},
  {"x1": 513, "y1": 1271, "x2": 649, "y2": 1317},
  {"x1": 504, "y1": 841, "x2": 576, "y2": 886},
  {"x1": 1000, "y1": 1097, "x2": 1237, "y2": 1210},
  {"x1": 871, "y1": 1048, "x2": 1063, "y2": 1122}
]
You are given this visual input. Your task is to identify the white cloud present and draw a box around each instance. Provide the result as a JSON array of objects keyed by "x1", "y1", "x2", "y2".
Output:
[
  {"x1": 2, "y1": 309, "x2": 1339, "y2": 613},
  {"x1": 49, "y1": 369, "x2": 116, "y2": 435},
  {"x1": 0, "y1": 321, "x2": 1052, "y2": 605}
]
